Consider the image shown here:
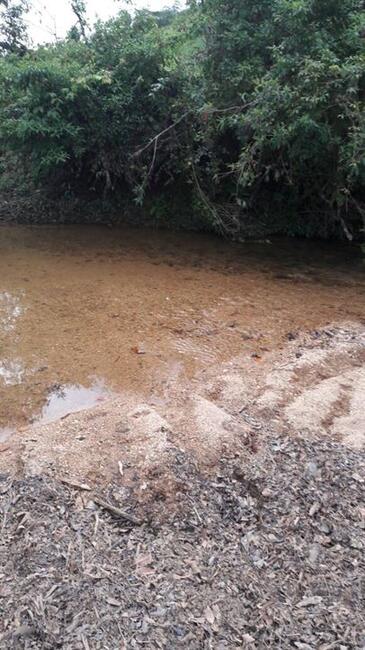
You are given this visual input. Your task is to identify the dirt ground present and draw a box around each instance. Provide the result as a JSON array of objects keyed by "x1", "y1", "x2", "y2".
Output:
[{"x1": 0, "y1": 323, "x2": 364, "y2": 648}]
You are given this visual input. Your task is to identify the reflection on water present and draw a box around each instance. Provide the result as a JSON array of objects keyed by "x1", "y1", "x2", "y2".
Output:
[
  {"x1": 0, "y1": 291, "x2": 24, "y2": 332},
  {"x1": 0, "y1": 427, "x2": 13, "y2": 443},
  {"x1": 0, "y1": 225, "x2": 364, "y2": 436},
  {"x1": 36, "y1": 379, "x2": 113, "y2": 424},
  {"x1": 0, "y1": 359, "x2": 25, "y2": 385}
]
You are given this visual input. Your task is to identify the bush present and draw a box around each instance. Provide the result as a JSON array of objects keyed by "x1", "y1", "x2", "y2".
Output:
[{"x1": 0, "y1": 0, "x2": 364, "y2": 238}]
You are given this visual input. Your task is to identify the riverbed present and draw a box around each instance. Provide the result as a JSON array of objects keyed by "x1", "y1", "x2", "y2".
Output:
[{"x1": 0, "y1": 225, "x2": 364, "y2": 440}]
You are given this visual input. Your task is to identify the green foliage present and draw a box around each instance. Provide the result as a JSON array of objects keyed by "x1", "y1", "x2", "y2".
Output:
[
  {"x1": 0, "y1": 0, "x2": 29, "y2": 54},
  {"x1": 197, "y1": 0, "x2": 365, "y2": 236},
  {"x1": 0, "y1": 0, "x2": 364, "y2": 237},
  {"x1": 0, "y1": 9, "x2": 199, "y2": 200}
]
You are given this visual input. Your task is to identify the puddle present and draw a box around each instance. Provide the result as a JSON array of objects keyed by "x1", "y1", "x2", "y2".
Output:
[
  {"x1": 35, "y1": 379, "x2": 114, "y2": 424},
  {"x1": 0, "y1": 225, "x2": 364, "y2": 435},
  {"x1": 0, "y1": 359, "x2": 25, "y2": 385},
  {"x1": 0, "y1": 291, "x2": 24, "y2": 332},
  {"x1": 0, "y1": 427, "x2": 13, "y2": 443}
]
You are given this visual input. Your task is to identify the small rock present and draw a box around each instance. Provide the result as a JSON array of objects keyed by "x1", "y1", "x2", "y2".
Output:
[
  {"x1": 318, "y1": 520, "x2": 332, "y2": 534},
  {"x1": 306, "y1": 461, "x2": 319, "y2": 477},
  {"x1": 153, "y1": 607, "x2": 166, "y2": 617},
  {"x1": 262, "y1": 487, "x2": 272, "y2": 497},
  {"x1": 173, "y1": 626, "x2": 185, "y2": 638}
]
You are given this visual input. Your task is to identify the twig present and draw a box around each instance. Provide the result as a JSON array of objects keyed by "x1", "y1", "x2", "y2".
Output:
[
  {"x1": 207, "y1": 100, "x2": 256, "y2": 114},
  {"x1": 60, "y1": 477, "x2": 92, "y2": 491},
  {"x1": 191, "y1": 162, "x2": 240, "y2": 235},
  {"x1": 81, "y1": 634, "x2": 90, "y2": 650},
  {"x1": 148, "y1": 135, "x2": 158, "y2": 179},
  {"x1": 93, "y1": 512, "x2": 99, "y2": 537},
  {"x1": 339, "y1": 216, "x2": 353, "y2": 241},
  {"x1": 93, "y1": 496, "x2": 142, "y2": 525}
]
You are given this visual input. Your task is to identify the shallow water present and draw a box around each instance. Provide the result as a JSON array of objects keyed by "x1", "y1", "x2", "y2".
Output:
[{"x1": 0, "y1": 225, "x2": 364, "y2": 437}]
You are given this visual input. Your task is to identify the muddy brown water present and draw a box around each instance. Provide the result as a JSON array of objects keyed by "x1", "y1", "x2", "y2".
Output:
[{"x1": 0, "y1": 225, "x2": 364, "y2": 440}]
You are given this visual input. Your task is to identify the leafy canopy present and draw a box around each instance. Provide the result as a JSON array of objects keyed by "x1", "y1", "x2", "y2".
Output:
[{"x1": 0, "y1": 0, "x2": 364, "y2": 237}]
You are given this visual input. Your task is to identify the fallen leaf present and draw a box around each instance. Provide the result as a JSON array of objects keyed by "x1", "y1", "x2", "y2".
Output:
[
  {"x1": 135, "y1": 551, "x2": 155, "y2": 578},
  {"x1": 309, "y1": 502, "x2": 320, "y2": 517},
  {"x1": 131, "y1": 345, "x2": 146, "y2": 355},
  {"x1": 242, "y1": 633, "x2": 255, "y2": 644},
  {"x1": 106, "y1": 596, "x2": 121, "y2": 607},
  {"x1": 296, "y1": 596, "x2": 323, "y2": 608},
  {"x1": 204, "y1": 605, "x2": 215, "y2": 625}
]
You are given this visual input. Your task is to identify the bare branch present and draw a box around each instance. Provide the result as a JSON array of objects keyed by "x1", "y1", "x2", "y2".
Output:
[
  {"x1": 133, "y1": 101, "x2": 254, "y2": 160},
  {"x1": 133, "y1": 110, "x2": 192, "y2": 159}
]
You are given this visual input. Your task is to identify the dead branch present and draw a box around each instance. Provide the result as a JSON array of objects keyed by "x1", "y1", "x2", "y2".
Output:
[
  {"x1": 133, "y1": 101, "x2": 254, "y2": 160},
  {"x1": 133, "y1": 110, "x2": 192, "y2": 159},
  {"x1": 92, "y1": 496, "x2": 142, "y2": 526},
  {"x1": 60, "y1": 477, "x2": 92, "y2": 491}
]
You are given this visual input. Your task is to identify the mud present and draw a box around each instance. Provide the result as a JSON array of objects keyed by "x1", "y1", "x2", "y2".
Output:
[{"x1": 1, "y1": 324, "x2": 364, "y2": 487}]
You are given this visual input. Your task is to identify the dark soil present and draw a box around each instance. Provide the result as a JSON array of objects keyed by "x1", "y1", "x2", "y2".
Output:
[{"x1": 0, "y1": 435, "x2": 364, "y2": 649}]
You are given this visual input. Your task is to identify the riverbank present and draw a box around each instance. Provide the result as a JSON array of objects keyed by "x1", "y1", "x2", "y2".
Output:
[
  {"x1": 0, "y1": 186, "x2": 359, "y2": 239},
  {"x1": 1, "y1": 325, "x2": 364, "y2": 648},
  {"x1": 1, "y1": 324, "x2": 364, "y2": 482},
  {"x1": 0, "y1": 224, "x2": 364, "y2": 648},
  {"x1": 0, "y1": 186, "x2": 211, "y2": 234}
]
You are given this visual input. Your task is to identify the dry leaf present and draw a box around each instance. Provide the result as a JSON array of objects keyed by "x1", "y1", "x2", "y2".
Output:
[
  {"x1": 106, "y1": 596, "x2": 121, "y2": 607},
  {"x1": 296, "y1": 596, "x2": 322, "y2": 608},
  {"x1": 204, "y1": 605, "x2": 215, "y2": 625}
]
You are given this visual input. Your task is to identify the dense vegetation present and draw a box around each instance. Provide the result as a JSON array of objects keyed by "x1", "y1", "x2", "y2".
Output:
[{"x1": 0, "y1": 0, "x2": 364, "y2": 237}]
